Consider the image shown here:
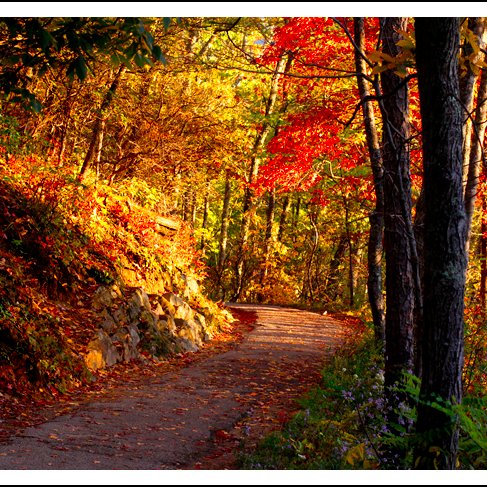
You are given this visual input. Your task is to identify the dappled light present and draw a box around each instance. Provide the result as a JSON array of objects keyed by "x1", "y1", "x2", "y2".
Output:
[
  {"x1": 0, "y1": 305, "x2": 348, "y2": 469},
  {"x1": 0, "y1": 13, "x2": 485, "y2": 472}
]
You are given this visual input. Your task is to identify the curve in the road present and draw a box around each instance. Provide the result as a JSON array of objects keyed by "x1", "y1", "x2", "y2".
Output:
[{"x1": 0, "y1": 304, "x2": 346, "y2": 470}]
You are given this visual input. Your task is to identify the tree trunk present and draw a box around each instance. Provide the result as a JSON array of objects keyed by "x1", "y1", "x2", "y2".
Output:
[
  {"x1": 480, "y1": 195, "x2": 487, "y2": 314},
  {"x1": 460, "y1": 18, "x2": 485, "y2": 188},
  {"x1": 260, "y1": 187, "x2": 276, "y2": 289},
  {"x1": 379, "y1": 17, "x2": 415, "y2": 389},
  {"x1": 325, "y1": 233, "x2": 348, "y2": 302},
  {"x1": 304, "y1": 207, "x2": 319, "y2": 304},
  {"x1": 292, "y1": 196, "x2": 301, "y2": 243},
  {"x1": 190, "y1": 190, "x2": 197, "y2": 227},
  {"x1": 277, "y1": 195, "x2": 291, "y2": 243},
  {"x1": 233, "y1": 54, "x2": 289, "y2": 301},
  {"x1": 354, "y1": 17, "x2": 385, "y2": 343},
  {"x1": 217, "y1": 170, "x2": 232, "y2": 300},
  {"x1": 200, "y1": 180, "x2": 210, "y2": 256},
  {"x1": 415, "y1": 17, "x2": 467, "y2": 470},
  {"x1": 94, "y1": 118, "x2": 105, "y2": 182},
  {"x1": 344, "y1": 197, "x2": 355, "y2": 308},
  {"x1": 464, "y1": 53, "x2": 487, "y2": 247},
  {"x1": 412, "y1": 187, "x2": 425, "y2": 376},
  {"x1": 78, "y1": 65, "x2": 126, "y2": 181}
]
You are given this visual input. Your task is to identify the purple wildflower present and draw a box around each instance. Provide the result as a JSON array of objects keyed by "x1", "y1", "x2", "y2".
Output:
[{"x1": 342, "y1": 390, "x2": 354, "y2": 401}]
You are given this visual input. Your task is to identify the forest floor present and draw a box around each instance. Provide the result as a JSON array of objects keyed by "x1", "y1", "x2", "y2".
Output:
[{"x1": 0, "y1": 304, "x2": 348, "y2": 471}]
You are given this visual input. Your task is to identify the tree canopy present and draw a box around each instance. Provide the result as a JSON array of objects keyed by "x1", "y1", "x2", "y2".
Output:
[{"x1": 0, "y1": 11, "x2": 486, "y2": 470}]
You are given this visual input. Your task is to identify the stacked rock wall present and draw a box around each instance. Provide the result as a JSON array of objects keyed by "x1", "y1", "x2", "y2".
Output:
[{"x1": 84, "y1": 284, "x2": 231, "y2": 370}]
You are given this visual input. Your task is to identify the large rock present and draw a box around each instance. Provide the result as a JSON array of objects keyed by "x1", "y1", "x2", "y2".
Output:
[
  {"x1": 111, "y1": 325, "x2": 141, "y2": 362},
  {"x1": 161, "y1": 292, "x2": 194, "y2": 321},
  {"x1": 174, "y1": 302, "x2": 194, "y2": 321},
  {"x1": 99, "y1": 309, "x2": 118, "y2": 334},
  {"x1": 127, "y1": 288, "x2": 151, "y2": 322},
  {"x1": 175, "y1": 337, "x2": 199, "y2": 353},
  {"x1": 180, "y1": 274, "x2": 200, "y2": 300},
  {"x1": 92, "y1": 285, "x2": 122, "y2": 311},
  {"x1": 85, "y1": 329, "x2": 121, "y2": 370},
  {"x1": 162, "y1": 292, "x2": 185, "y2": 308},
  {"x1": 139, "y1": 308, "x2": 158, "y2": 329}
]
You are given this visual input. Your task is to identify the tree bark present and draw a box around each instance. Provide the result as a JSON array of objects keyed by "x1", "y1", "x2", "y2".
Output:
[
  {"x1": 277, "y1": 195, "x2": 291, "y2": 243},
  {"x1": 480, "y1": 195, "x2": 487, "y2": 314},
  {"x1": 344, "y1": 197, "x2": 355, "y2": 308},
  {"x1": 304, "y1": 207, "x2": 319, "y2": 304},
  {"x1": 354, "y1": 17, "x2": 385, "y2": 343},
  {"x1": 412, "y1": 187, "x2": 425, "y2": 376},
  {"x1": 379, "y1": 17, "x2": 416, "y2": 389},
  {"x1": 217, "y1": 170, "x2": 232, "y2": 300},
  {"x1": 260, "y1": 187, "x2": 276, "y2": 289},
  {"x1": 415, "y1": 17, "x2": 467, "y2": 470},
  {"x1": 464, "y1": 55, "x2": 487, "y2": 247},
  {"x1": 200, "y1": 179, "x2": 211, "y2": 256},
  {"x1": 459, "y1": 18, "x2": 486, "y2": 188},
  {"x1": 325, "y1": 233, "x2": 347, "y2": 302}
]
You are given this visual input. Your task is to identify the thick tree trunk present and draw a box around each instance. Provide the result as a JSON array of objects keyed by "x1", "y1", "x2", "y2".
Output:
[
  {"x1": 412, "y1": 187, "x2": 425, "y2": 376},
  {"x1": 415, "y1": 17, "x2": 467, "y2": 470},
  {"x1": 379, "y1": 17, "x2": 416, "y2": 389},
  {"x1": 354, "y1": 17, "x2": 385, "y2": 343}
]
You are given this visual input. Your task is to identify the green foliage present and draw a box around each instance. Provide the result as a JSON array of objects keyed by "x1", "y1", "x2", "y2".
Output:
[
  {"x1": 0, "y1": 17, "x2": 168, "y2": 111},
  {"x1": 0, "y1": 114, "x2": 32, "y2": 156},
  {"x1": 115, "y1": 177, "x2": 161, "y2": 210},
  {"x1": 456, "y1": 396, "x2": 487, "y2": 468},
  {"x1": 240, "y1": 332, "x2": 486, "y2": 470},
  {"x1": 407, "y1": 387, "x2": 487, "y2": 469},
  {"x1": 240, "y1": 333, "x2": 385, "y2": 469}
]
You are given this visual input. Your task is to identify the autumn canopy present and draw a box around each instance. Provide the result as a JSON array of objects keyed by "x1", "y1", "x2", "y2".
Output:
[{"x1": 0, "y1": 8, "x2": 486, "y2": 470}]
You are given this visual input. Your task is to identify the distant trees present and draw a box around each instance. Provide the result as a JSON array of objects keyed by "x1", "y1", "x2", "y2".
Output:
[{"x1": 1, "y1": 15, "x2": 484, "y2": 469}]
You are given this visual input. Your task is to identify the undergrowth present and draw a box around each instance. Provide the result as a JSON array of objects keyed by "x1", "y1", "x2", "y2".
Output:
[
  {"x1": 0, "y1": 149, "x2": 216, "y2": 398},
  {"x1": 239, "y1": 328, "x2": 487, "y2": 470}
]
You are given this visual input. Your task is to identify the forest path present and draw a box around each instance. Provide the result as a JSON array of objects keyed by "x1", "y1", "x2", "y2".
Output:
[{"x1": 0, "y1": 304, "x2": 346, "y2": 470}]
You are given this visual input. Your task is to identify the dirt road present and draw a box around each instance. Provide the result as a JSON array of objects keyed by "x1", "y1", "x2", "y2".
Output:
[{"x1": 0, "y1": 304, "x2": 346, "y2": 470}]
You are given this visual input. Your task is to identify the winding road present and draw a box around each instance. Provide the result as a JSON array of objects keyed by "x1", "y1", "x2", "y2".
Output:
[{"x1": 0, "y1": 304, "x2": 346, "y2": 470}]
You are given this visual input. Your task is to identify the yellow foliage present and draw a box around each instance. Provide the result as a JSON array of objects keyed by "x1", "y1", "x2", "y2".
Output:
[{"x1": 344, "y1": 442, "x2": 365, "y2": 466}]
